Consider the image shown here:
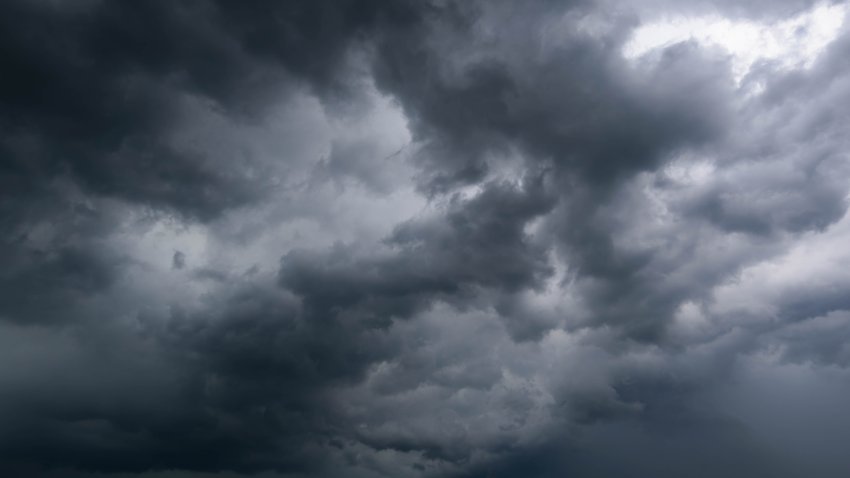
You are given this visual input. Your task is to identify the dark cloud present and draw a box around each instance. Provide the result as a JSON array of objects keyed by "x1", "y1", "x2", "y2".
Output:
[
  {"x1": 172, "y1": 251, "x2": 187, "y2": 270},
  {"x1": 372, "y1": 3, "x2": 728, "y2": 192},
  {"x1": 0, "y1": 0, "x2": 420, "y2": 220},
  {"x1": 281, "y1": 174, "x2": 556, "y2": 335},
  {"x1": 3, "y1": 0, "x2": 850, "y2": 477},
  {"x1": 454, "y1": 418, "x2": 800, "y2": 478},
  {"x1": 369, "y1": 1, "x2": 736, "y2": 343}
]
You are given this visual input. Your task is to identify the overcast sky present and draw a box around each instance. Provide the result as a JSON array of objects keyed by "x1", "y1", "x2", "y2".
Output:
[{"x1": 2, "y1": 1, "x2": 850, "y2": 477}]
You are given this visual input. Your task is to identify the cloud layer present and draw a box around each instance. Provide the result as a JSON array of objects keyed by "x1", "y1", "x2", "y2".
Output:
[{"x1": 2, "y1": 1, "x2": 850, "y2": 477}]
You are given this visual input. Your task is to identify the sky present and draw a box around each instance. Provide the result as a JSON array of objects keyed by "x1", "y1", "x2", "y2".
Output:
[{"x1": 1, "y1": 0, "x2": 850, "y2": 477}]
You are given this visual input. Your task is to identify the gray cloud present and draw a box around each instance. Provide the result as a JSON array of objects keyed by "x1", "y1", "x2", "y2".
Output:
[{"x1": 3, "y1": 0, "x2": 850, "y2": 477}]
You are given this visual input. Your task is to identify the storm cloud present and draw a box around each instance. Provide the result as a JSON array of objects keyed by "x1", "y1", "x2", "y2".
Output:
[{"x1": 2, "y1": 0, "x2": 850, "y2": 477}]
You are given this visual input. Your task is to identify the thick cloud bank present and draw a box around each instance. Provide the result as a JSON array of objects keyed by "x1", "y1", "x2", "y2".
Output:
[{"x1": 2, "y1": 1, "x2": 850, "y2": 477}]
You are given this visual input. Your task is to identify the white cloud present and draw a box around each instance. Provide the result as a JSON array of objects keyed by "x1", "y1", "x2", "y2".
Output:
[{"x1": 624, "y1": 1, "x2": 847, "y2": 83}]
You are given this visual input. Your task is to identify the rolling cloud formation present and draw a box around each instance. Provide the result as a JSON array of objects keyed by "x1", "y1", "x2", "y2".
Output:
[{"x1": 2, "y1": 1, "x2": 850, "y2": 477}]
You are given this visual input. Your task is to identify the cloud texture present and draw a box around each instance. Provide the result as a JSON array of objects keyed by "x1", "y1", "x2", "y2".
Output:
[{"x1": 2, "y1": 0, "x2": 850, "y2": 477}]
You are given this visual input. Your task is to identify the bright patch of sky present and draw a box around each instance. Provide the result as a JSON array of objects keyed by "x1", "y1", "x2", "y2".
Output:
[{"x1": 624, "y1": 2, "x2": 847, "y2": 83}]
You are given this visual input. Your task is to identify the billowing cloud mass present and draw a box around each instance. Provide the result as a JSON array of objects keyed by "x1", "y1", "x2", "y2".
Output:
[{"x1": 2, "y1": 0, "x2": 850, "y2": 477}]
